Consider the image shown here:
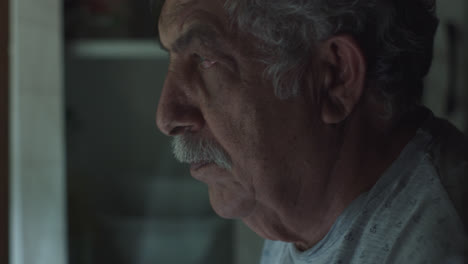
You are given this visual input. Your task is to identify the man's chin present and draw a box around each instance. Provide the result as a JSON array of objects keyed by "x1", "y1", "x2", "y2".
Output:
[{"x1": 208, "y1": 186, "x2": 256, "y2": 219}]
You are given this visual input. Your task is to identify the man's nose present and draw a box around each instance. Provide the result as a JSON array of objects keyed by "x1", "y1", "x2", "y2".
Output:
[{"x1": 156, "y1": 72, "x2": 204, "y2": 136}]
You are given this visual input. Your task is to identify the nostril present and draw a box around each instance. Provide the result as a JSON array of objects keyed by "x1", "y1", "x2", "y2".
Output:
[
  {"x1": 169, "y1": 126, "x2": 191, "y2": 136},
  {"x1": 156, "y1": 99, "x2": 205, "y2": 136},
  {"x1": 157, "y1": 109, "x2": 205, "y2": 136}
]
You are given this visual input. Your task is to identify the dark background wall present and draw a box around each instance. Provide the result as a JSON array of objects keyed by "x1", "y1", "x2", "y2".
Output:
[{"x1": 0, "y1": 0, "x2": 10, "y2": 262}]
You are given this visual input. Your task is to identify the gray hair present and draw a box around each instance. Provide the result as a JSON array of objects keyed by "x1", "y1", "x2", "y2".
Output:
[
  {"x1": 224, "y1": 0, "x2": 439, "y2": 113},
  {"x1": 172, "y1": 133, "x2": 233, "y2": 170}
]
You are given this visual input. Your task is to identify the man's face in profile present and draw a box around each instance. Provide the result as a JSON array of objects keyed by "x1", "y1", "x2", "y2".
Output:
[{"x1": 156, "y1": 0, "x2": 337, "y2": 240}]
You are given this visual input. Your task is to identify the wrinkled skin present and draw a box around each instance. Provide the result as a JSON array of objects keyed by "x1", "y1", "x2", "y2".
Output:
[{"x1": 156, "y1": 0, "x2": 417, "y2": 249}]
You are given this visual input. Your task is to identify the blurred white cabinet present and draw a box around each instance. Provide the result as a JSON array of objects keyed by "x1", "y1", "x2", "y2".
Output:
[{"x1": 65, "y1": 41, "x2": 234, "y2": 264}]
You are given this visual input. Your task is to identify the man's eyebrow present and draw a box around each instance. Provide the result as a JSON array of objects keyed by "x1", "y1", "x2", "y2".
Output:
[{"x1": 161, "y1": 25, "x2": 221, "y2": 54}]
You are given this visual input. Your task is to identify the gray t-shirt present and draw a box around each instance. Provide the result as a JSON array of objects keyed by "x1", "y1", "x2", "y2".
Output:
[{"x1": 260, "y1": 112, "x2": 468, "y2": 264}]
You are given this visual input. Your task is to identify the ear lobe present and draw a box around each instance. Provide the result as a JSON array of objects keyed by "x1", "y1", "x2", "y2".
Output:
[{"x1": 320, "y1": 35, "x2": 366, "y2": 124}]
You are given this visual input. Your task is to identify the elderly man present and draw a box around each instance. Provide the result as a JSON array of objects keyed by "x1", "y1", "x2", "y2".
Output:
[{"x1": 154, "y1": 0, "x2": 468, "y2": 263}]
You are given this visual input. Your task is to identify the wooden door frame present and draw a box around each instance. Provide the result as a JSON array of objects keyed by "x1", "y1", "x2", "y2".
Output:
[{"x1": 0, "y1": 0, "x2": 9, "y2": 262}]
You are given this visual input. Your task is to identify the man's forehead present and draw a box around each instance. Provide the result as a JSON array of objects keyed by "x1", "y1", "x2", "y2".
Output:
[
  {"x1": 159, "y1": 0, "x2": 228, "y2": 49},
  {"x1": 160, "y1": 0, "x2": 228, "y2": 28},
  {"x1": 159, "y1": 0, "x2": 197, "y2": 29}
]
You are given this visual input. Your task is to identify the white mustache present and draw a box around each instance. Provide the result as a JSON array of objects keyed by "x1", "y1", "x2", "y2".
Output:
[{"x1": 172, "y1": 134, "x2": 232, "y2": 170}]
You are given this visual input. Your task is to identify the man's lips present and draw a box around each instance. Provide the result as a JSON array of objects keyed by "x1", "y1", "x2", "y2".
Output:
[{"x1": 190, "y1": 161, "x2": 212, "y2": 171}]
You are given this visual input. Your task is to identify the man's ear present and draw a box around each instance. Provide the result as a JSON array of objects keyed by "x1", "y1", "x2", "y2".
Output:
[{"x1": 318, "y1": 35, "x2": 366, "y2": 124}]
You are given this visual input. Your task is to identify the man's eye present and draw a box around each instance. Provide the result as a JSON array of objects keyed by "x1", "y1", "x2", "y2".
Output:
[{"x1": 193, "y1": 54, "x2": 217, "y2": 69}]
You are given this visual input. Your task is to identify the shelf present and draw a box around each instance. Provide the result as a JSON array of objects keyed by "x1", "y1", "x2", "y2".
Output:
[{"x1": 67, "y1": 40, "x2": 169, "y2": 59}]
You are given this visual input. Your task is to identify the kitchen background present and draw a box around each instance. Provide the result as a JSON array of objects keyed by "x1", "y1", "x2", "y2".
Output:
[{"x1": 8, "y1": 0, "x2": 468, "y2": 264}]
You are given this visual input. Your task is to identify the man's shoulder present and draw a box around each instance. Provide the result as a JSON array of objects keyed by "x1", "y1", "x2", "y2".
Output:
[
  {"x1": 421, "y1": 114, "x2": 468, "y2": 229},
  {"x1": 423, "y1": 115, "x2": 468, "y2": 166}
]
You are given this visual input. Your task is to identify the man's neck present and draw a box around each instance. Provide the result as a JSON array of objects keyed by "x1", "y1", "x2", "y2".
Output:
[{"x1": 295, "y1": 105, "x2": 427, "y2": 251}]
